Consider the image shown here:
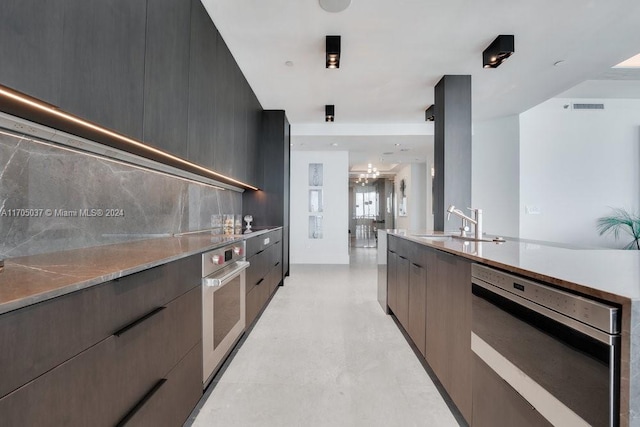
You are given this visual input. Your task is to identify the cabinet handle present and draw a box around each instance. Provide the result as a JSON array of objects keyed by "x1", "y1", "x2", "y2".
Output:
[
  {"x1": 116, "y1": 378, "x2": 167, "y2": 426},
  {"x1": 274, "y1": 261, "x2": 280, "y2": 267},
  {"x1": 399, "y1": 255, "x2": 407, "y2": 260},
  {"x1": 256, "y1": 278, "x2": 264, "y2": 286},
  {"x1": 114, "y1": 307, "x2": 166, "y2": 337},
  {"x1": 412, "y1": 262, "x2": 422, "y2": 269}
]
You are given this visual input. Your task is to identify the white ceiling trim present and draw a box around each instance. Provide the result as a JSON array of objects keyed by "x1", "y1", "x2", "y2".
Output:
[{"x1": 292, "y1": 123, "x2": 434, "y2": 136}]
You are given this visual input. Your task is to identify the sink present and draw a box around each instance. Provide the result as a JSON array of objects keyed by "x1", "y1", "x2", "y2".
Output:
[
  {"x1": 411, "y1": 234, "x2": 454, "y2": 241},
  {"x1": 410, "y1": 234, "x2": 506, "y2": 243},
  {"x1": 453, "y1": 235, "x2": 507, "y2": 243}
]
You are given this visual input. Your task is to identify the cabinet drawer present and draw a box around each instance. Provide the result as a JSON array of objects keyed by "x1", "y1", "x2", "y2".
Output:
[
  {"x1": 117, "y1": 343, "x2": 203, "y2": 427},
  {"x1": 268, "y1": 228, "x2": 282, "y2": 244},
  {"x1": 245, "y1": 284, "x2": 262, "y2": 327},
  {"x1": 245, "y1": 229, "x2": 281, "y2": 258},
  {"x1": 265, "y1": 239, "x2": 282, "y2": 268},
  {"x1": 246, "y1": 251, "x2": 267, "y2": 293},
  {"x1": 388, "y1": 235, "x2": 399, "y2": 252},
  {"x1": 268, "y1": 260, "x2": 283, "y2": 296},
  {"x1": 0, "y1": 255, "x2": 200, "y2": 399},
  {"x1": 0, "y1": 286, "x2": 201, "y2": 426}
]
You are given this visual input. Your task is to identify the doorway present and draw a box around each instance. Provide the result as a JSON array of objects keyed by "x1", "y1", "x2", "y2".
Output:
[{"x1": 349, "y1": 178, "x2": 394, "y2": 248}]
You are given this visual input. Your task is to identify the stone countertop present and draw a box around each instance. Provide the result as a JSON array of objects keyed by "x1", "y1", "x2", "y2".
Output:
[
  {"x1": 0, "y1": 227, "x2": 282, "y2": 315},
  {"x1": 387, "y1": 230, "x2": 640, "y2": 304}
]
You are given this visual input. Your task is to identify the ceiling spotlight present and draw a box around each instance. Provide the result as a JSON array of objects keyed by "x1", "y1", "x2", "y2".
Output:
[
  {"x1": 331, "y1": 142, "x2": 338, "y2": 146},
  {"x1": 326, "y1": 36, "x2": 341, "y2": 69},
  {"x1": 325, "y1": 104, "x2": 335, "y2": 122},
  {"x1": 483, "y1": 35, "x2": 514, "y2": 69},
  {"x1": 425, "y1": 104, "x2": 435, "y2": 121}
]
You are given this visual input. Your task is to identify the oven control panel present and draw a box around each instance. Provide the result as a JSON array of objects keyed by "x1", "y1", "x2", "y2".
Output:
[
  {"x1": 202, "y1": 242, "x2": 246, "y2": 277},
  {"x1": 472, "y1": 264, "x2": 619, "y2": 334}
]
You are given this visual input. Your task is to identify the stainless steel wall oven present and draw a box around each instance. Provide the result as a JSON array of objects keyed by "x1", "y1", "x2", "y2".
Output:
[{"x1": 202, "y1": 242, "x2": 249, "y2": 388}]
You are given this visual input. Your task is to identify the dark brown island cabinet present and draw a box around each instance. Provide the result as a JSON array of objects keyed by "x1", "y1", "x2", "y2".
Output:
[
  {"x1": 0, "y1": 255, "x2": 203, "y2": 426},
  {"x1": 387, "y1": 234, "x2": 472, "y2": 424}
]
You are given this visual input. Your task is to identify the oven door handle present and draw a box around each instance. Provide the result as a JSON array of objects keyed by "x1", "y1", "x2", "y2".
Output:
[{"x1": 203, "y1": 261, "x2": 250, "y2": 287}]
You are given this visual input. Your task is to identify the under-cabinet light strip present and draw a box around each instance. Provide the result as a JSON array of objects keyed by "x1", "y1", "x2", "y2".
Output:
[{"x1": 0, "y1": 86, "x2": 259, "y2": 191}]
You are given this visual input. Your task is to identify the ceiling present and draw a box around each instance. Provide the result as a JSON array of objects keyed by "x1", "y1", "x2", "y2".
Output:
[{"x1": 203, "y1": 0, "x2": 640, "y2": 170}]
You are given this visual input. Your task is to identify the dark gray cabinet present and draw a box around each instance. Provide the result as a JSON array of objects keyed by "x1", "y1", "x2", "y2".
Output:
[
  {"x1": 0, "y1": 255, "x2": 203, "y2": 425},
  {"x1": 245, "y1": 229, "x2": 283, "y2": 327},
  {"x1": 425, "y1": 248, "x2": 472, "y2": 423},
  {"x1": 0, "y1": 0, "x2": 64, "y2": 105},
  {"x1": 408, "y1": 260, "x2": 427, "y2": 357},
  {"x1": 0, "y1": 0, "x2": 264, "y2": 188},
  {"x1": 231, "y1": 63, "x2": 248, "y2": 181},
  {"x1": 387, "y1": 249, "x2": 398, "y2": 314},
  {"x1": 388, "y1": 236, "x2": 427, "y2": 356},
  {"x1": 187, "y1": 0, "x2": 217, "y2": 170},
  {"x1": 211, "y1": 32, "x2": 233, "y2": 175},
  {"x1": 60, "y1": 0, "x2": 146, "y2": 139},
  {"x1": 143, "y1": 0, "x2": 192, "y2": 158},
  {"x1": 396, "y1": 254, "x2": 410, "y2": 328},
  {"x1": 387, "y1": 236, "x2": 473, "y2": 424},
  {"x1": 243, "y1": 111, "x2": 290, "y2": 276},
  {"x1": 245, "y1": 92, "x2": 261, "y2": 185}
]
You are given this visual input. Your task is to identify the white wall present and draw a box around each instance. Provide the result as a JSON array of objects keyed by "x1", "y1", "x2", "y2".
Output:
[
  {"x1": 519, "y1": 98, "x2": 640, "y2": 248},
  {"x1": 394, "y1": 163, "x2": 427, "y2": 231},
  {"x1": 472, "y1": 115, "x2": 520, "y2": 237},
  {"x1": 290, "y1": 151, "x2": 350, "y2": 264}
]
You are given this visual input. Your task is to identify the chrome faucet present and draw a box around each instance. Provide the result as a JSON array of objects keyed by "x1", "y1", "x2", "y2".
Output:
[{"x1": 447, "y1": 205, "x2": 483, "y2": 240}]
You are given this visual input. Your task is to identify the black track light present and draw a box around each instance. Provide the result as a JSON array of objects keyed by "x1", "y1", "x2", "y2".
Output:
[
  {"x1": 425, "y1": 105, "x2": 435, "y2": 122},
  {"x1": 326, "y1": 36, "x2": 341, "y2": 69},
  {"x1": 482, "y1": 35, "x2": 514, "y2": 69},
  {"x1": 325, "y1": 105, "x2": 335, "y2": 122}
]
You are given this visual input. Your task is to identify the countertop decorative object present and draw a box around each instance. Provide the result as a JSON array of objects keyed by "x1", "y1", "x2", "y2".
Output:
[{"x1": 0, "y1": 227, "x2": 281, "y2": 315}]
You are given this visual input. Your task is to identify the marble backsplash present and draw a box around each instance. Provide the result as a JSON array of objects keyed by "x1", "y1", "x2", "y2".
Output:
[{"x1": 0, "y1": 129, "x2": 242, "y2": 258}]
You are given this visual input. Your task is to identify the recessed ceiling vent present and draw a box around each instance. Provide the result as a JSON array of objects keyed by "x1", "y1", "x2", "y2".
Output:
[{"x1": 573, "y1": 103, "x2": 605, "y2": 110}]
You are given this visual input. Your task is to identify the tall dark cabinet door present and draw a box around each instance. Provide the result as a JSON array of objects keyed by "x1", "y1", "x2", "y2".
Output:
[
  {"x1": 232, "y1": 65, "x2": 248, "y2": 182},
  {"x1": 143, "y1": 0, "x2": 192, "y2": 158},
  {"x1": 60, "y1": 0, "x2": 146, "y2": 139},
  {"x1": 242, "y1": 110, "x2": 290, "y2": 277},
  {"x1": 0, "y1": 0, "x2": 63, "y2": 105},
  {"x1": 212, "y1": 35, "x2": 235, "y2": 177},
  {"x1": 245, "y1": 93, "x2": 262, "y2": 186},
  {"x1": 187, "y1": 0, "x2": 217, "y2": 170}
]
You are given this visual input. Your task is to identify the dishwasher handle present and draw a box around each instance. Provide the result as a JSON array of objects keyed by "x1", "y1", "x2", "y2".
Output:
[{"x1": 203, "y1": 261, "x2": 250, "y2": 287}]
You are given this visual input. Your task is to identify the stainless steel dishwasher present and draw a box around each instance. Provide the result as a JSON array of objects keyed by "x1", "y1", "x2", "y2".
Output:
[{"x1": 471, "y1": 264, "x2": 620, "y2": 427}]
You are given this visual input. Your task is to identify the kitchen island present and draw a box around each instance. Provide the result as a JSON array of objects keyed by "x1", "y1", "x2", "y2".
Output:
[{"x1": 379, "y1": 229, "x2": 640, "y2": 426}]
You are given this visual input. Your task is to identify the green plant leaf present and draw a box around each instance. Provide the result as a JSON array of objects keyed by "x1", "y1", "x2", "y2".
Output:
[{"x1": 596, "y1": 207, "x2": 640, "y2": 250}]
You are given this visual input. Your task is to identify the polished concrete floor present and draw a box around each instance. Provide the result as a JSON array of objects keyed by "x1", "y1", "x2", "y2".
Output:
[{"x1": 189, "y1": 247, "x2": 460, "y2": 426}]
